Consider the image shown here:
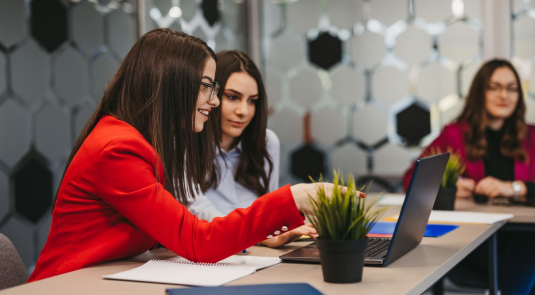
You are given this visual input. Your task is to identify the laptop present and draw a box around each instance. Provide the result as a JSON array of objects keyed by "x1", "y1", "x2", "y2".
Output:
[{"x1": 280, "y1": 153, "x2": 450, "y2": 267}]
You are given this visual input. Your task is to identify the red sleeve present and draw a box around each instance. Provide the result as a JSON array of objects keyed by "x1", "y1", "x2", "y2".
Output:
[
  {"x1": 95, "y1": 138, "x2": 304, "y2": 263},
  {"x1": 401, "y1": 131, "x2": 449, "y2": 191}
]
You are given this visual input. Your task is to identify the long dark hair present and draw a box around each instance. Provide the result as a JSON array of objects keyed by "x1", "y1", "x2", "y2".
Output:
[
  {"x1": 53, "y1": 29, "x2": 217, "y2": 208},
  {"x1": 207, "y1": 50, "x2": 273, "y2": 196},
  {"x1": 456, "y1": 59, "x2": 527, "y2": 161}
]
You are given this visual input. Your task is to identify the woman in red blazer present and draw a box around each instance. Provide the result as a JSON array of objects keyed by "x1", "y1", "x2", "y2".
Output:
[
  {"x1": 403, "y1": 59, "x2": 535, "y2": 294},
  {"x1": 28, "y1": 29, "x2": 341, "y2": 282}
]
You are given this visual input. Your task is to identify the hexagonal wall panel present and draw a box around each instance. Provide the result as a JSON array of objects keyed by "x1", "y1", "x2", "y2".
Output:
[
  {"x1": 202, "y1": 0, "x2": 220, "y2": 27},
  {"x1": 72, "y1": 1, "x2": 105, "y2": 57},
  {"x1": 265, "y1": 70, "x2": 282, "y2": 107},
  {"x1": 396, "y1": 102, "x2": 431, "y2": 146},
  {"x1": 53, "y1": 47, "x2": 89, "y2": 105},
  {"x1": 353, "y1": 104, "x2": 388, "y2": 145},
  {"x1": 418, "y1": 63, "x2": 455, "y2": 104},
  {"x1": 461, "y1": 62, "x2": 481, "y2": 97},
  {"x1": 263, "y1": 1, "x2": 282, "y2": 37},
  {"x1": 440, "y1": 97, "x2": 464, "y2": 126},
  {"x1": 35, "y1": 103, "x2": 71, "y2": 161},
  {"x1": 289, "y1": 65, "x2": 323, "y2": 109},
  {"x1": 308, "y1": 32, "x2": 342, "y2": 71},
  {"x1": 370, "y1": 0, "x2": 407, "y2": 27},
  {"x1": 330, "y1": 65, "x2": 365, "y2": 105},
  {"x1": 291, "y1": 144, "x2": 325, "y2": 182},
  {"x1": 31, "y1": 0, "x2": 67, "y2": 52},
  {"x1": 268, "y1": 108, "x2": 303, "y2": 147},
  {"x1": 0, "y1": 170, "x2": 9, "y2": 222},
  {"x1": 514, "y1": 17, "x2": 535, "y2": 60},
  {"x1": 91, "y1": 51, "x2": 119, "y2": 99},
  {"x1": 0, "y1": 0, "x2": 26, "y2": 48},
  {"x1": 0, "y1": 100, "x2": 32, "y2": 168},
  {"x1": 351, "y1": 30, "x2": 385, "y2": 69},
  {"x1": 37, "y1": 214, "x2": 52, "y2": 253},
  {"x1": 268, "y1": 33, "x2": 304, "y2": 73},
  {"x1": 74, "y1": 100, "x2": 97, "y2": 138},
  {"x1": 12, "y1": 152, "x2": 53, "y2": 224},
  {"x1": 0, "y1": 217, "x2": 34, "y2": 267},
  {"x1": 311, "y1": 107, "x2": 346, "y2": 147},
  {"x1": 0, "y1": 53, "x2": 6, "y2": 96},
  {"x1": 107, "y1": 9, "x2": 137, "y2": 59},
  {"x1": 328, "y1": 0, "x2": 364, "y2": 29},
  {"x1": 414, "y1": 0, "x2": 452, "y2": 23},
  {"x1": 331, "y1": 143, "x2": 367, "y2": 177},
  {"x1": 395, "y1": 26, "x2": 432, "y2": 65},
  {"x1": 373, "y1": 67, "x2": 408, "y2": 104},
  {"x1": 11, "y1": 40, "x2": 50, "y2": 106},
  {"x1": 287, "y1": 0, "x2": 322, "y2": 34},
  {"x1": 374, "y1": 143, "x2": 412, "y2": 175},
  {"x1": 439, "y1": 22, "x2": 480, "y2": 63}
]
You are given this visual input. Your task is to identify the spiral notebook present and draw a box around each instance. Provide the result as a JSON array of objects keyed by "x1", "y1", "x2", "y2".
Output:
[{"x1": 103, "y1": 256, "x2": 281, "y2": 287}]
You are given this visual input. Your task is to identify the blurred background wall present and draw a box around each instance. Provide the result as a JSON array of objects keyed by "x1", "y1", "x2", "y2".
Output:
[{"x1": 0, "y1": 0, "x2": 534, "y2": 271}]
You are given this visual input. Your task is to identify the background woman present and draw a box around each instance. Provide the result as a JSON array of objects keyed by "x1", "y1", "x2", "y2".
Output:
[
  {"x1": 403, "y1": 59, "x2": 535, "y2": 294},
  {"x1": 28, "y1": 30, "x2": 337, "y2": 282},
  {"x1": 188, "y1": 51, "x2": 316, "y2": 247}
]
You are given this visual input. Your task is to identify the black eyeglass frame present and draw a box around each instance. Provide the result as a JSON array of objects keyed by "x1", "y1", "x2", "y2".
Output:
[{"x1": 200, "y1": 81, "x2": 220, "y2": 101}]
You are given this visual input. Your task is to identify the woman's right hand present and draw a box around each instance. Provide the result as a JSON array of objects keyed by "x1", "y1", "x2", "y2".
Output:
[
  {"x1": 290, "y1": 183, "x2": 362, "y2": 215},
  {"x1": 456, "y1": 177, "x2": 475, "y2": 198}
]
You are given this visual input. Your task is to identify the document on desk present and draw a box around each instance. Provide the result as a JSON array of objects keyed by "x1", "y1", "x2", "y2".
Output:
[
  {"x1": 103, "y1": 255, "x2": 281, "y2": 287},
  {"x1": 388, "y1": 211, "x2": 513, "y2": 224}
]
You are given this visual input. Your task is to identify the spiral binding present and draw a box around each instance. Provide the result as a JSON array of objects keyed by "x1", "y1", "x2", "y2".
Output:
[{"x1": 148, "y1": 259, "x2": 255, "y2": 271}]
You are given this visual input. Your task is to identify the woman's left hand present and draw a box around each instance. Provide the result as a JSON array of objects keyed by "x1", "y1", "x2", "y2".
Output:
[
  {"x1": 260, "y1": 223, "x2": 317, "y2": 248},
  {"x1": 474, "y1": 176, "x2": 514, "y2": 198}
]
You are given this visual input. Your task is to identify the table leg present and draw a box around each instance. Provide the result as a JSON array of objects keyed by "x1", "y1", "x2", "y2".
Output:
[{"x1": 488, "y1": 233, "x2": 498, "y2": 295}]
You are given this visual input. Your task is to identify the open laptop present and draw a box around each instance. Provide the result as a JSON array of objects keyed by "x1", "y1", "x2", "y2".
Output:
[{"x1": 280, "y1": 153, "x2": 450, "y2": 267}]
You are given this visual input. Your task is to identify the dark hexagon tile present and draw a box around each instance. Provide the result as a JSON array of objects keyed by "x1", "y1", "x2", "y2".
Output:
[
  {"x1": 11, "y1": 40, "x2": 50, "y2": 106},
  {"x1": 0, "y1": 0, "x2": 27, "y2": 49},
  {"x1": 31, "y1": 0, "x2": 67, "y2": 53},
  {"x1": 0, "y1": 52, "x2": 6, "y2": 96},
  {"x1": 308, "y1": 32, "x2": 342, "y2": 71},
  {"x1": 291, "y1": 144, "x2": 325, "y2": 182},
  {"x1": 396, "y1": 102, "x2": 431, "y2": 146},
  {"x1": 72, "y1": 1, "x2": 105, "y2": 58},
  {"x1": 90, "y1": 50, "x2": 119, "y2": 99},
  {"x1": 201, "y1": 0, "x2": 220, "y2": 27},
  {"x1": 35, "y1": 103, "x2": 71, "y2": 162},
  {"x1": 0, "y1": 99, "x2": 32, "y2": 168},
  {"x1": 12, "y1": 152, "x2": 53, "y2": 224},
  {"x1": 0, "y1": 170, "x2": 9, "y2": 222},
  {"x1": 0, "y1": 217, "x2": 35, "y2": 267},
  {"x1": 53, "y1": 47, "x2": 89, "y2": 105},
  {"x1": 107, "y1": 9, "x2": 137, "y2": 59}
]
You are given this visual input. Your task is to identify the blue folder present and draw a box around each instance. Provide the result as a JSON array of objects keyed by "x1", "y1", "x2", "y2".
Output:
[
  {"x1": 370, "y1": 222, "x2": 459, "y2": 238},
  {"x1": 166, "y1": 283, "x2": 323, "y2": 295}
]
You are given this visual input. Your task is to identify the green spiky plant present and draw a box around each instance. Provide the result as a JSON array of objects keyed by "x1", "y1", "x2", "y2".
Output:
[
  {"x1": 306, "y1": 170, "x2": 387, "y2": 240},
  {"x1": 429, "y1": 148, "x2": 465, "y2": 188}
]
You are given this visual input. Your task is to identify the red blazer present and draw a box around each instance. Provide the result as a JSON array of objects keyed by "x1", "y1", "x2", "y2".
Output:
[
  {"x1": 402, "y1": 122, "x2": 535, "y2": 190},
  {"x1": 28, "y1": 115, "x2": 304, "y2": 282}
]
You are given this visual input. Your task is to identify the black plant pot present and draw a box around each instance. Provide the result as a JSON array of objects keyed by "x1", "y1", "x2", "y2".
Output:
[
  {"x1": 433, "y1": 187, "x2": 457, "y2": 211},
  {"x1": 316, "y1": 238, "x2": 367, "y2": 283}
]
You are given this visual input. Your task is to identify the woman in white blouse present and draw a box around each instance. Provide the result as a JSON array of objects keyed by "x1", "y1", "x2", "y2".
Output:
[{"x1": 188, "y1": 51, "x2": 316, "y2": 247}]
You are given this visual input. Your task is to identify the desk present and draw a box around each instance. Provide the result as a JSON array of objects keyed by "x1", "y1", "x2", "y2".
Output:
[
  {"x1": 455, "y1": 199, "x2": 535, "y2": 229},
  {"x1": 1, "y1": 221, "x2": 503, "y2": 295}
]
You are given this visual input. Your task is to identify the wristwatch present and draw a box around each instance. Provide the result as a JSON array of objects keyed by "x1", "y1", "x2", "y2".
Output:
[{"x1": 511, "y1": 181, "x2": 521, "y2": 202}]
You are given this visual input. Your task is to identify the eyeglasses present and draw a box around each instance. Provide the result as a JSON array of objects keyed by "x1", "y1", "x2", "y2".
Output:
[
  {"x1": 200, "y1": 81, "x2": 220, "y2": 101},
  {"x1": 485, "y1": 84, "x2": 519, "y2": 95}
]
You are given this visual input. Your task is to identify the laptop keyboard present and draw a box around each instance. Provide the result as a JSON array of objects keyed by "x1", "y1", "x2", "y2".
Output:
[{"x1": 365, "y1": 238, "x2": 391, "y2": 258}]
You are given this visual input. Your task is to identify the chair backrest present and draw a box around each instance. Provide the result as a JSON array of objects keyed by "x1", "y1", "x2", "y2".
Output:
[{"x1": 0, "y1": 233, "x2": 27, "y2": 290}]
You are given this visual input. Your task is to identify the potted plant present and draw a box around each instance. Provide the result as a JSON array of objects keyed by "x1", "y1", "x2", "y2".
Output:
[
  {"x1": 307, "y1": 171, "x2": 386, "y2": 284},
  {"x1": 430, "y1": 148, "x2": 465, "y2": 210}
]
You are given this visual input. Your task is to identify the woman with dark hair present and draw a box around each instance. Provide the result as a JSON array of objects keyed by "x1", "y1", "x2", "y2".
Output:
[
  {"x1": 28, "y1": 30, "x2": 343, "y2": 282},
  {"x1": 403, "y1": 59, "x2": 535, "y2": 294},
  {"x1": 188, "y1": 51, "x2": 316, "y2": 247}
]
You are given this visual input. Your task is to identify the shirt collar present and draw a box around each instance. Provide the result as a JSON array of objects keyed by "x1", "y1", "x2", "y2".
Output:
[{"x1": 218, "y1": 140, "x2": 242, "y2": 156}]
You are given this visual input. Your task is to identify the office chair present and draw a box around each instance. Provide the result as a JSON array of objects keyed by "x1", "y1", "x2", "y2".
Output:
[{"x1": 0, "y1": 233, "x2": 27, "y2": 290}]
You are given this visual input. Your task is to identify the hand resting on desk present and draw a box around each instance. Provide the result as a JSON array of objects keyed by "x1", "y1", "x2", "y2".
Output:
[
  {"x1": 456, "y1": 176, "x2": 528, "y2": 203},
  {"x1": 260, "y1": 223, "x2": 317, "y2": 248}
]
